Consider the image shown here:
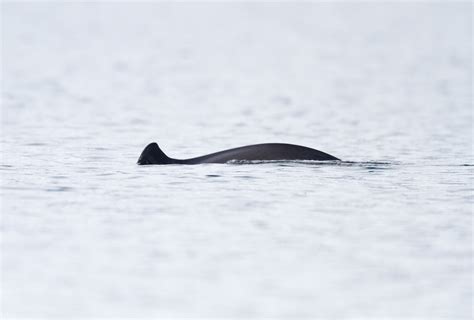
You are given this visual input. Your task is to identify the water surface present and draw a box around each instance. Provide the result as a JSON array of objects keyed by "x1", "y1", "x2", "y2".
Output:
[{"x1": 1, "y1": 2, "x2": 472, "y2": 318}]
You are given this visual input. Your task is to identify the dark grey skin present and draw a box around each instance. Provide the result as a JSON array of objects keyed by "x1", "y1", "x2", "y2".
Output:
[{"x1": 137, "y1": 142, "x2": 340, "y2": 165}]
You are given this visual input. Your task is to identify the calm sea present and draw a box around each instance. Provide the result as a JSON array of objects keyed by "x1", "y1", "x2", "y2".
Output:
[{"x1": 1, "y1": 2, "x2": 472, "y2": 319}]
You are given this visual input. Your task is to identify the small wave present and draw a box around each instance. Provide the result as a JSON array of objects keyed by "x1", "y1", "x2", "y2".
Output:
[
  {"x1": 226, "y1": 159, "x2": 340, "y2": 165},
  {"x1": 50, "y1": 175, "x2": 68, "y2": 179},
  {"x1": 45, "y1": 186, "x2": 74, "y2": 192},
  {"x1": 334, "y1": 161, "x2": 396, "y2": 169},
  {"x1": 205, "y1": 174, "x2": 221, "y2": 178},
  {"x1": 24, "y1": 142, "x2": 48, "y2": 146},
  {"x1": 226, "y1": 159, "x2": 395, "y2": 168}
]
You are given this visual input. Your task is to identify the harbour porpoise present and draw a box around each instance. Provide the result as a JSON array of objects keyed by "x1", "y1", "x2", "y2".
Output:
[{"x1": 137, "y1": 142, "x2": 339, "y2": 165}]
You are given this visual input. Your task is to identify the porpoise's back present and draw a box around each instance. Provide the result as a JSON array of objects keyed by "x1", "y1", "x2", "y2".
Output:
[
  {"x1": 186, "y1": 143, "x2": 340, "y2": 164},
  {"x1": 137, "y1": 142, "x2": 340, "y2": 165}
]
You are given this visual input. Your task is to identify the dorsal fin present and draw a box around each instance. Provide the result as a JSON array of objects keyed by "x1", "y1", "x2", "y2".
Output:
[{"x1": 137, "y1": 142, "x2": 172, "y2": 165}]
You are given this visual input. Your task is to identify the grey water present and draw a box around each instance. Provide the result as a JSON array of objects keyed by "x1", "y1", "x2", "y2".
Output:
[{"x1": 1, "y1": 2, "x2": 472, "y2": 319}]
